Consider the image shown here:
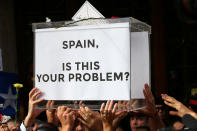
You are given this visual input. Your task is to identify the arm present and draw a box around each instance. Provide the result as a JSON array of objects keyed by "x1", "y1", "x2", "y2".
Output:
[
  {"x1": 161, "y1": 94, "x2": 197, "y2": 119},
  {"x1": 100, "y1": 100, "x2": 118, "y2": 131},
  {"x1": 140, "y1": 84, "x2": 165, "y2": 131},
  {"x1": 78, "y1": 106, "x2": 102, "y2": 131},
  {"x1": 57, "y1": 106, "x2": 76, "y2": 131},
  {"x1": 46, "y1": 100, "x2": 59, "y2": 126},
  {"x1": 24, "y1": 88, "x2": 45, "y2": 127}
]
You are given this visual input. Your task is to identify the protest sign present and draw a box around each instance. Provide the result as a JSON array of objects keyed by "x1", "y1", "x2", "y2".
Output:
[
  {"x1": 34, "y1": 22, "x2": 131, "y2": 100},
  {"x1": 131, "y1": 32, "x2": 150, "y2": 99}
]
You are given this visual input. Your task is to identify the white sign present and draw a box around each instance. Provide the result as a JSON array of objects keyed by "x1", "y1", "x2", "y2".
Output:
[
  {"x1": 131, "y1": 32, "x2": 150, "y2": 99},
  {"x1": 35, "y1": 23, "x2": 130, "y2": 100}
]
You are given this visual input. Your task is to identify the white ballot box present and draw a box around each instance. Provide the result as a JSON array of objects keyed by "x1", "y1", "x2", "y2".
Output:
[{"x1": 32, "y1": 17, "x2": 151, "y2": 110}]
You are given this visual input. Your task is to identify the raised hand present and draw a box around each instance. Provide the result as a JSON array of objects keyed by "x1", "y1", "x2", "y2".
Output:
[
  {"x1": 117, "y1": 101, "x2": 130, "y2": 111},
  {"x1": 46, "y1": 100, "x2": 58, "y2": 126},
  {"x1": 78, "y1": 106, "x2": 102, "y2": 131},
  {"x1": 161, "y1": 94, "x2": 197, "y2": 119},
  {"x1": 57, "y1": 106, "x2": 76, "y2": 131},
  {"x1": 139, "y1": 84, "x2": 157, "y2": 117},
  {"x1": 112, "y1": 110, "x2": 128, "y2": 130},
  {"x1": 139, "y1": 84, "x2": 165, "y2": 131},
  {"x1": 100, "y1": 100, "x2": 118, "y2": 131},
  {"x1": 24, "y1": 88, "x2": 45, "y2": 127},
  {"x1": 112, "y1": 100, "x2": 129, "y2": 129}
]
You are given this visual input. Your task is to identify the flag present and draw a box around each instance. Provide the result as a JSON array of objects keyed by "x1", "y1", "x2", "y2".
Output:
[{"x1": 0, "y1": 72, "x2": 18, "y2": 116}]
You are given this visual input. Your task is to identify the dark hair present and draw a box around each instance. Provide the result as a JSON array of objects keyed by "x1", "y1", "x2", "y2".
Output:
[
  {"x1": 129, "y1": 112, "x2": 149, "y2": 121},
  {"x1": 157, "y1": 127, "x2": 172, "y2": 131},
  {"x1": 136, "y1": 126, "x2": 151, "y2": 131},
  {"x1": 36, "y1": 122, "x2": 58, "y2": 131}
]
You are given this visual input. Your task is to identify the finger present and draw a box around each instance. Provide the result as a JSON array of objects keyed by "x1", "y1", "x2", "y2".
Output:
[
  {"x1": 58, "y1": 106, "x2": 67, "y2": 113},
  {"x1": 50, "y1": 101, "x2": 54, "y2": 106},
  {"x1": 49, "y1": 101, "x2": 55, "y2": 111},
  {"x1": 144, "y1": 83, "x2": 150, "y2": 93},
  {"x1": 46, "y1": 100, "x2": 54, "y2": 110},
  {"x1": 57, "y1": 106, "x2": 61, "y2": 113},
  {"x1": 117, "y1": 101, "x2": 122, "y2": 110},
  {"x1": 143, "y1": 88, "x2": 151, "y2": 105},
  {"x1": 31, "y1": 91, "x2": 42, "y2": 101},
  {"x1": 122, "y1": 101, "x2": 127, "y2": 110},
  {"x1": 169, "y1": 111, "x2": 180, "y2": 117},
  {"x1": 29, "y1": 88, "x2": 38, "y2": 98},
  {"x1": 164, "y1": 101, "x2": 176, "y2": 108},
  {"x1": 65, "y1": 107, "x2": 72, "y2": 114},
  {"x1": 74, "y1": 101, "x2": 78, "y2": 109},
  {"x1": 85, "y1": 106, "x2": 90, "y2": 112},
  {"x1": 62, "y1": 106, "x2": 67, "y2": 111},
  {"x1": 112, "y1": 103, "x2": 118, "y2": 114},
  {"x1": 73, "y1": 111, "x2": 77, "y2": 120},
  {"x1": 163, "y1": 95, "x2": 178, "y2": 104},
  {"x1": 79, "y1": 101, "x2": 83, "y2": 107},
  {"x1": 123, "y1": 101, "x2": 127, "y2": 105},
  {"x1": 70, "y1": 111, "x2": 76, "y2": 121},
  {"x1": 105, "y1": 100, "x2": 110, "y2": 113},
  {"x1": 69, "y1": 111, "x2": 75, "y2": 117},
  {"x1": 77, "y1": 117, "x2": 88, "y2": 127},
  {"x1": 108, "y1": 100, "x2": 114, "y2": 111},
  {"x1": 115, "y1": 110, "x2": 124, "y2": 116},
  {"x1": 80, "y1": 106, "x2": 86, "y2": 113},
  {"x1": 100, "y1": 103, "x2": 105, "y2": 113},
  {"x1": 121, "y1": 101, "x2": 127, "y2": 110},
  {"x1": 46, "y1": 100, "x2": 50, "y2": 108},
  {"x1": 57, "y1": 106, "x2": 64, "y2": 110},
  {"x1": 126, "y1": 101, "x2": 130, "y2": 110},
  {"x1": 33, "y1": 98, "x2": 45, "y2": 105},
  {"x1": 161, "y1": 94, "x2": 168, "y2": 100},
  {"x1": 161, "y1": 94, "x2": 166, "y2": 98},
  {"x1": 57, "y1": 106, "x2": 65, "y2": 117},
  {"x1": 145, "y1": 84, "x2": 154, "y2": 100},
  {"x1": 74, "y1": 101, "x2": 77, "y2": 104},
  {"x1": 78, "y1": 107, "x2": 87, "y2": 119},
  {"x1": 143, "y1": 88, "x2": 148, "y2": 99},
  {"x1": 161, "y1": 94, "x2": 172, "y2": 101},
  {"x1": 145, "y1": 84, "x2": 154, "y2": 101},
  {"x1": 37, "y1": 108, "x2": 46, "y2": 114},
  {"x1": 119, "y1": 111, "x2": 128, "y2": 118}
]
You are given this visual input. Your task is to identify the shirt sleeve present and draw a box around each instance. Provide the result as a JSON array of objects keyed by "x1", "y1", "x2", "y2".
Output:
[
  {"x1": 19, "y1": 121, "x2": 33, "y2": 131},
  {"x1": 182, "y1": 114, "x2": 197, "y2": 129}
]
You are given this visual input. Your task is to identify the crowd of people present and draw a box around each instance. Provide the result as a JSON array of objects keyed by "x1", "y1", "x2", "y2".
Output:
[{"x1": 0, "y1": 84, "x2": 196, "y2": 131}]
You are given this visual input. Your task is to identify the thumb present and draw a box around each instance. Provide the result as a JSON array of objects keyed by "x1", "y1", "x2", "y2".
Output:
[{"x1": 169, "y1": 111, "x2": 182, "y2": 117}]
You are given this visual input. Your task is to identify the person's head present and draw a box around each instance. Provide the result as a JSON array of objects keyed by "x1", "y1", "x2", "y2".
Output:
[
  {"x1": 33, "y1": 119, "x2": 45, "y2": 131},
  {"x1": 116, "y1": 127, "x2": 124, "y2": 131},
  {"x1": 129, "y1": 112, "x2": 149, "y2": 131},
  {"x1": 7, "y1": 119, "x2": 20, "y2": 131},
  {"x1": 172, "y1": 121, "x2": 184, "y2": 131},
  {"x1": 156, "y1": 104, "x2": 167, "y2": 120},
  {"x1": 35, "y1": 122, "x2": 59, "y2": 131},
  {"x1": 136, "y1": 126, "x2": 150, "y2": 131},
  {"x1": 0, "y1": 123, "x2": 9, "y2": 131},
  {"x1": 0, "y1": 115, "x2": 11, "y2": 131}
]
